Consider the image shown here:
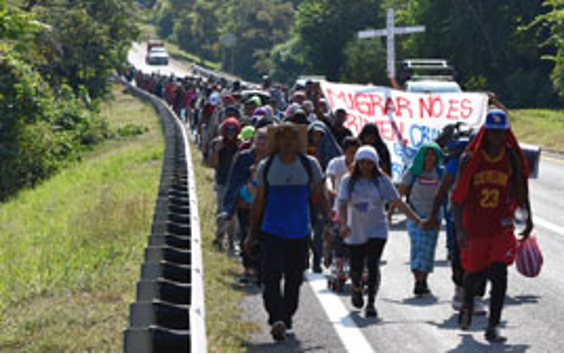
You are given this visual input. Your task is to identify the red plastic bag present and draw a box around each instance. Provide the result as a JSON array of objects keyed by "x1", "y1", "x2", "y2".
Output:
[{"x1": 515, "y1": 235, "x2": 543, "y2": 278}]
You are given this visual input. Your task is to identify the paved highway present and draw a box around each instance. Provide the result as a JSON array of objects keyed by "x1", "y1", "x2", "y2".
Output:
[{"x1": 128, "y1": 46, "x2": 564, "y2": 352}]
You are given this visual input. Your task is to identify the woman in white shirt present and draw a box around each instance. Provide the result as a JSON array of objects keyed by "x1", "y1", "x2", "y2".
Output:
[{"x1": 338, "y1": 146, "x2": 423, "y2": 318}]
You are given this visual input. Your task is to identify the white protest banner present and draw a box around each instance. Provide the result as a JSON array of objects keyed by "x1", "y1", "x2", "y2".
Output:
[{"x1": 320, "y1": 81, "x2": 489, "y2": 180}]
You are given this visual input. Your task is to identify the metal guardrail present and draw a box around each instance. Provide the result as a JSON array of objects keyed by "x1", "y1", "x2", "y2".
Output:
[{"x1": 121, "y1": 80, "x2": 207, "y2": 353}]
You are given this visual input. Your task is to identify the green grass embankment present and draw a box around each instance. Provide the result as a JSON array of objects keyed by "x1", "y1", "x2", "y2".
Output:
[{"x1": 511, "y1": 109, "x2": 564, "y2": 152}]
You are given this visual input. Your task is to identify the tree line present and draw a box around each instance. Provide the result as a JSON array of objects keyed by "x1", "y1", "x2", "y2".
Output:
[
  {"x1": 1, "y1": 0, "x2": 139, "y2": 201},
  {"x1": 153, "y1": 0, "x2": 564, "y2": 108}
]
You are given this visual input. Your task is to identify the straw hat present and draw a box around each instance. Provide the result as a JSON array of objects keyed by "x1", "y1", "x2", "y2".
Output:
[{"x1": 266, "y1": 123, "x2": 308, "y2": 155}]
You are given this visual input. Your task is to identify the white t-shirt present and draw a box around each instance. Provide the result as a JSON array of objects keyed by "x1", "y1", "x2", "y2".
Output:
[
  {"x1": 326, "y1": 156, "x2": 349, "y2": 210},
  {"x1": 338, "y1": 175, "x2": 400, "y2": 245}
]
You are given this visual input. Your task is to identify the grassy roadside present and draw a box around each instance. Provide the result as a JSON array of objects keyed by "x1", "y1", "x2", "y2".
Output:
[
  {"x1": 189, "y1": 141, "x2": 257, "y2": 353},
  {"x1": 510, "y1": 109, "x2": 564, "y2": 151},
  {"x1": 0, "y1": 84, "x2": 163, "y2": 352}
]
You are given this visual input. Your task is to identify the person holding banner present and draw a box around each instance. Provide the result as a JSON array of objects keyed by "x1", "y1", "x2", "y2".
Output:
[
  {"x1": 395, "y1": 141, "x2": 444, "y2": 296},
  {"x1": 452, "y1": 110, "x2": 533, "y2": 343}
]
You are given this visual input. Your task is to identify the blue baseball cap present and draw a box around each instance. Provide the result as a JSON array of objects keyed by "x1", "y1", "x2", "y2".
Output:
[{"x1": 485, "y1": 109, "x2": 509, "y2": 130}]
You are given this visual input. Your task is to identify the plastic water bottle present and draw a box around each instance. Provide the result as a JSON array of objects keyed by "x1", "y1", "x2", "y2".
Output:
[{"x1": 514, "y1": 207, "x2": 529, "y2": 234}]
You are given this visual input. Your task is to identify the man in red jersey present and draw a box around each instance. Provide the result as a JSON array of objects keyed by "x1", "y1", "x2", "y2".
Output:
[{"x1": 451, "y1": 109, "x2": 533, "y2": 343}]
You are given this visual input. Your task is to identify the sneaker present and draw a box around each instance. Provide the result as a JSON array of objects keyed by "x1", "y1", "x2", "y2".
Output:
[
  {"x1": 458, "y1": 308, "x2": 472, "y2": 330},
  {"x1": 365, "y1": 303, "x2": 378, "y2": 318},
  {"x1": 485, "y1": 326, "x2": 507, "y2": 343},
  {"x1": 285, "y1": 322, "x2": 294, "y2": 336},
  {"x1": 238, "y1": 273, "x2": 253, "y2": 286},
  {"x1": 351, "y1": 287, "x2": 364, "y2": 309},
  {"x1": 473, "y1": 297, "x2": 487, "y2": 316},
  {"x1": 452, "y1": 286, "x2": 464, "y2": 311},
  {"x1": 421, "y1": 280, "x2": 431, "y2": 295},
  {"x1": 270, "y1": 321, "x2": 287, "y2": 342},
  {"x1": 414, "y1": 281, "x2": 426, "y2": 296}
]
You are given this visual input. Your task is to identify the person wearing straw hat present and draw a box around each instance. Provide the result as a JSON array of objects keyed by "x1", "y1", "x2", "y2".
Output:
[{"x1": 245, "y1": 122, "x2": 326, "y2": 342}]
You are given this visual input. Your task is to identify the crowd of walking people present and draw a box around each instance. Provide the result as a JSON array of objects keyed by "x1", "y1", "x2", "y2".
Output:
[{"x1": 123, "y1": 65, "x2": 534, "y2": 344}]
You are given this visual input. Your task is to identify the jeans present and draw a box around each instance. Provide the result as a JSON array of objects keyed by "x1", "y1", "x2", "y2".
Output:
[{"x1": 261, "y1": 233, "x2": 308, "y2": 327}]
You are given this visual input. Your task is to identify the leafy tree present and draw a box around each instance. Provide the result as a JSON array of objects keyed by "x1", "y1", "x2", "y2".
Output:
[
  {"x1": 341, "y1": 37, "x2": 387, "y2": 85},
  {"x1": 155, "y1": 0, "x2": 299, "y2": 80},
  {"x1": 293, "y1": 0, "x2": 384, "y2": 81},
  {"x1": 531, "y1": 0, "x2": 564, "y2": 99},
  {"x1": 270, "y1": 37, "x2": 309, "y2": 85},
  {"x1": 1, "y1": 0, "x2": 138, "y2": 200},
  {"x1": 389, "y1": 0, "x2": 556, "y2": 107}
]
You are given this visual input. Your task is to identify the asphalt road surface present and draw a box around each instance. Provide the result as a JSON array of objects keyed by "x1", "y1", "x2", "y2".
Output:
[
  {"x1": 242, "y1": 156, "x2": 564, "y2": 353},
  {"x1": 127, "y1": 46, "x2": 564, "y2": 352}
]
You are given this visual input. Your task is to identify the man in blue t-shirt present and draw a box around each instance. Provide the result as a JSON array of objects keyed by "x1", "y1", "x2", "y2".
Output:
[{"x1": 245, "y1": 123, "x2": 325, "y2": 342}]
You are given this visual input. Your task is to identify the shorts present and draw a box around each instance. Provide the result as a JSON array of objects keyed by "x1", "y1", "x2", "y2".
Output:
[{"x1": 461, "y1": 230, "x2": 517, "y2": 273}]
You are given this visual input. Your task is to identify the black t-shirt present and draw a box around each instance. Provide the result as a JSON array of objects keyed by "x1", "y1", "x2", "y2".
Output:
[{"x1": 212, "y1": 139, "x2": 239, "y2": 186}]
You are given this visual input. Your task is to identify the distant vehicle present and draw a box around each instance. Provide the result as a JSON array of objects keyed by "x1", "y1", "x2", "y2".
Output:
[
  {"x1": 146, "y1": 47, "x2": 169, "y2": 66},
  {"x1": 294, "y1": 75, "x2": 326, "y2": 91},
  {"x1": 147, "y1": 40, "x2": 165, "y2": 52},
  {"x1": 405, "y1": 79, "x2": 462, "y2": 94},
  {"x1": 401, "y1": 59, "x2": 462, "y2": 94}
]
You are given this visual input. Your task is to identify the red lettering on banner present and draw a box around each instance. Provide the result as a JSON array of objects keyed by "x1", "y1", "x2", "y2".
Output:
[
  {"x1": 396, "y1": 97, "x2": 413, "y2": 118},
  {"x1": 376, "y1": 121, "x2": 406, "y2": 143},
  {"x1": 326, "y1": 86, "x2": 481, "y2": 126},
  {"x1": 384, "y1": 97, "x2": 397, "y2": 115},
  {"x1": 461, "y1": 98, "x2": 473, "y2": 119},
  {"x1": 346, "y1": 113, "x2": 361, "y2": 134},
  {"x1": 325, "y1": 88, "x2": 340, "y2": 108},
  {"x1": 356, "y1": 94, "x2": 373, "y2": 116},
  {"x1": 370, "y1": 94, "x2": 385, "y2": 116},
  {"x1": 325, "y1": 88, "x2": 356, "y2": 111},
  {"x1": 419, "y1": 96, "x2": 445, "y2": 119},
  {"x1": 446, "y1": 99, "x2": 460, "y2": 120},
  {"x1": 378, "y1": 121, "x2": 393, "y2": 141},
  {"x1": 419, "y1": 97, "x2": 432, "y2": 118}
]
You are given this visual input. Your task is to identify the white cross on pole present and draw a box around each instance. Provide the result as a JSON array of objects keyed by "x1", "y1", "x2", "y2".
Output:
[{"x1": 358, "y1": 8, "x2": 425, "y2": 78}]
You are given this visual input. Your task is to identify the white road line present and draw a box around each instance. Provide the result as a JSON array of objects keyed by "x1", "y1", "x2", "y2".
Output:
[
  {"x1": 535, "y1": 217, "x2": 564, "y2": 237},
  {"x1": 306, "y1": 272, "x2": 375, "y2": 353}
]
